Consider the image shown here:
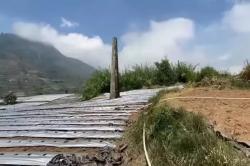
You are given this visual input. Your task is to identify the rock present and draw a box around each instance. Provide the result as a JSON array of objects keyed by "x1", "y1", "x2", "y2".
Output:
[
  {"x1": 47, "y1": 146, "x2": 125, "y2": 166},
  {"x1": 47, "y1": 154, "x2": 83, "y2": 166}
]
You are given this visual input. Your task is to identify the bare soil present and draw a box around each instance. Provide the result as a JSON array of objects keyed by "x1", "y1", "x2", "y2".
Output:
[{"x1": 163, "y1": 88, "x2": 250, "y2": 145}]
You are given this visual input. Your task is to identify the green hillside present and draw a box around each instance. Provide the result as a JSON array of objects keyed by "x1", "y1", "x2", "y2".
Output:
[{"x1": 0, "y1": 33, "x2": 95, "y2": 96}]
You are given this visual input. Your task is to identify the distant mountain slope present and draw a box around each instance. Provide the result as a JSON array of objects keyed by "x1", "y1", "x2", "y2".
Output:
[{"x1": 0, "y1": 33, "x2": 95, "y2": 96}]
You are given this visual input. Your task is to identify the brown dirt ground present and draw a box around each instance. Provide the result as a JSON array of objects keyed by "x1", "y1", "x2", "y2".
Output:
[{"x1": 162, "y1": 88, "x2": 250, "y2": 145}]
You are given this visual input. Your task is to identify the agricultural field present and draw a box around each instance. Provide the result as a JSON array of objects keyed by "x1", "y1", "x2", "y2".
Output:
[
  {"x1": 1, "y1": 1, "x2": 250, "y2": 165},
  {"x1": 0, "y1": 87, "x2": 171, "y2": 165},
  {"x1": 165, "y1": 88, "x2": 250, "y2": 145}
]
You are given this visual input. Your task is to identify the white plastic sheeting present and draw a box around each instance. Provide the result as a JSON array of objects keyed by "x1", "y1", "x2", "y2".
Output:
[
  {"x1": 0, "y1": 153, "x2": 55, "y2": 165},
  {"x1": 0, "y1": 86, "x2": 183, "y2": 165},
  {"x1": 0, "y1": 94, "x2": 73, "y2": 110}
]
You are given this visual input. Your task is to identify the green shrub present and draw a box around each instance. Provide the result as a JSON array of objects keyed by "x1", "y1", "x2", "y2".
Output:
[
  {"x1": 174, "y1": 61, "x2": 197, "y2": 83},
  {"x1": 82, "y1": 65, "x2": 158, "y2": 100},
  {"x1": 82, "y1": 59, "x2": 250, "y2": 100},
  {"x1": 155, "y1": 59, "x2": 176, "y2": 85},
  {"x1": 219, "y1": 71, "x2": 232, "y2": 78},
  {"x1": 197, "y1": 66, "x2": 219, "y2": 82},
  {"x1": 4, "y1": 92, "x2": 17, "y2": 105},
  {"x1": 82, "y1": 59, "x2": 200, "y2": 100},
  {"x1": 196, "y1": 77, "x2": 232, "y2": 89},
  {"x1": 240, "y1": 60, "x2": 250, "y2": 81},
  {"x1": 82, "y1": 69, "x2": 110, "y2": 100},
  {"x1": 231, "y1": 78, "x2": 250, "y2": 89},
  {"x1": 121, "y1": 65, "x2": 156, "y2": 91},
  {"x1": 126, "y1": 91, "x2": 249, "y2": 166}
]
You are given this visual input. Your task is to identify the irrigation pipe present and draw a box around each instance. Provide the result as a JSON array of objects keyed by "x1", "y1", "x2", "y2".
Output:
[{"x1": 143, "y1": 122, "x2": 152, "y2": 166}]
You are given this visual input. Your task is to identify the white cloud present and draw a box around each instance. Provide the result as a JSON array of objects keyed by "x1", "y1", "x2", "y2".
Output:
[
  {"x1": 229, "y1": 65, "x2": 243, "y2": 74},
  {"x1": 223, "y1": 3, "x2": 250, "y2": 33},
  {"x1": 119, "y1": 3, "x2": 250, "y2": 72},
  {"x1": 12, "y1": 18, "x2": 195, "y2": 69},
  {"x1": 13, "y1": 22, "x2": 111, "y2": 67},
  {"x1": 11, "y1": 2, "x2": 250, "y2": 73},
  {"x1": 189, "y1": 2, "x2": 250, "y2": 72},
  {"x1": 218, "y1": 54, "x2": 231, "y2": 61},
  {"x1": 60, "y1": 17, "x2": 79, "y2": 28},
  {"x1": 120, "y1": 18, "x2": 195, "y2": 68}
]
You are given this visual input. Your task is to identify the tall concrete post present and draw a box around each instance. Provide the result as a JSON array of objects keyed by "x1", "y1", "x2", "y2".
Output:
[{"x1": 110, "y1": 37, "x2": 120, "y2": 99}]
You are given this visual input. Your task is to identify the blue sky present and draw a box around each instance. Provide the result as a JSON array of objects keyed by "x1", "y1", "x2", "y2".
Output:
[
  {"x1": 0, "y1": 0, "x2": 250, "y2": 72},
  {"x1": 0, "y1": 0, "x2": 232, "y2": 41}
]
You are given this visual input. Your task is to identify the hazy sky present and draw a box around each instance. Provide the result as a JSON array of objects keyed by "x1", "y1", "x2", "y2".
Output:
[{"x1": 0, "y1": 0, "x2": 250, "y2": 72}]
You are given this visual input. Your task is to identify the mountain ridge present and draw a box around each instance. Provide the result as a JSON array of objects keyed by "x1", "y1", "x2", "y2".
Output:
[{"x1": 0, "y1": 33, "x2": 95, "y2": 96}]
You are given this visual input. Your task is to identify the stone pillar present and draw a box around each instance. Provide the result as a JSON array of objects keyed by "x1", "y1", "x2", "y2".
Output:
[{"x1": 110, "y1": 37, "x2": 120, "y2": 99}]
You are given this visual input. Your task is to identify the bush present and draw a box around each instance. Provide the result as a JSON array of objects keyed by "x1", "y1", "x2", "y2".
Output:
[
  {"x1": 231, "y1": 78, "x2": 250, "y2": 89},
  {"x1": 121, "y1": 65, "x2": 156, "y2": 91},
  {"x1": 4, "y1": 92, "x2": 17, "y2": 105},
  {"x1": 82, "y1": 69, "x2": 110, "y2": 100},
  {"x1": 196, "y1": 77, "x2": 232, "y2": 89},
  {"x1": 82, "y1": 59, "x2": 250, "y2": 100},
  {"x1": 174, "y1": 61, "x2": 197, "y2": 83},
  {"x1": 126, "y1": 91, "x2": 249, "y2": 166},
  {"x1": 155, "y1": 59, "x2": 176, "y2": 85},
  {"x1": 197, "y1": 66, "x2": 219, "y2": 82},
  {"x1": 240, "y1": 60, "x2": 250, "y2": 81},
  {"x1": 82, "y1": 65, "x2": 157, "y2": 100}
]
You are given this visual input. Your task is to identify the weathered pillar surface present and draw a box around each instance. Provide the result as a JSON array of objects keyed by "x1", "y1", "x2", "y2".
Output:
[{"x1": 110, "y1": 37, "x2": 120, "y2": 99}]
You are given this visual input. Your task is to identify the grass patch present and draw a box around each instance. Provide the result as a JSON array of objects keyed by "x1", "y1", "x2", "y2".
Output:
[{"x1": 125, "y1": 90, "x2": 249, "y2": 166}]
